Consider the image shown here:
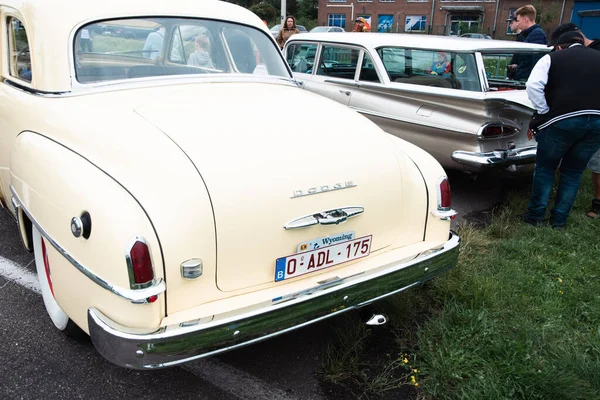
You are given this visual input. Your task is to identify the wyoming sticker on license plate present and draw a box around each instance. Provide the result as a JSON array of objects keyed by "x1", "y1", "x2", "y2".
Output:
[{"x1": 275, "y1": 235, "x2": 372, "y2": 282}]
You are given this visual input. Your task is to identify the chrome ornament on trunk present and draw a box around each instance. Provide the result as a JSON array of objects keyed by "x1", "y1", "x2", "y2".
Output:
[{"x1": 284, "y1": 207, "x2": 364, "y2": 230}]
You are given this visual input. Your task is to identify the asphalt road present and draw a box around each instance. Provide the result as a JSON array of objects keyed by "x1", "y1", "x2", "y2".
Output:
[{"x1": 0, "y1": 169, "x2": 532, "y2": 399}]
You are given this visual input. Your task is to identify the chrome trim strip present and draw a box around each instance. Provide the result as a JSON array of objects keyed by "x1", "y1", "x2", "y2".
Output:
[
  {"x1": 431, "y1": 209, "x2": 458, "y2": 221},
  {"x1": 88, "y1": 232, "x2": 460, "y2": 369},
  {"x1": 10, "y1": 186, "x2": 165, "y2": 302},
  {"x1": 10, "y1": 197, "x2": 29, "y2": 250},
  {"x1": 451, "y1": 146, "x2": 536, "y2": 168}
]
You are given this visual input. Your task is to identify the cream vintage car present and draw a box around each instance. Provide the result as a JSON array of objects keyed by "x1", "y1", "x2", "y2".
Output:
[
  {"x1": 0, "y1": 0, "x2": 459, "y2": 369},
  {"x1": 284, "y1": 33, "x2": 551, "y2": 172}
]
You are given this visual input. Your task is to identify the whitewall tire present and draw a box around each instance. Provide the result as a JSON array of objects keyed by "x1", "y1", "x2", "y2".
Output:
[{"x1": 32, "y1": 225, "x2": 83, "y2": 337}]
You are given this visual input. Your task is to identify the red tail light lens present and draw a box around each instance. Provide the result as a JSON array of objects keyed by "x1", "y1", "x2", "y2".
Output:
[
  {"x1": 127, "y1": 239, "x2": 154, "y2": 288},
  {"x1": 439, "y1": 177, "x2": 452, "y2": 210},
  {"x1": 480, "y1": 124, "x2": 519, "y2": 139}
]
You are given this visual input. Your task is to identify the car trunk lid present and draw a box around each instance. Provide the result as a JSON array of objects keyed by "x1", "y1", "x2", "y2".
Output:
[{"x1": 134, "y1": 83, "x2": 424, "y2": 293}]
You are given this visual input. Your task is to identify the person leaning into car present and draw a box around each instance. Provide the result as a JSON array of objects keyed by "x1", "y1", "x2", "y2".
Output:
[
  {"x1": 522, "y1": 31, "x2": 600, "y2": 230},
  {"x1": 549, "y1": 23, "x2": 600, "y2": 220},
  {"x1": 508, "y1": 5, "x2": 547, "y2": 81},
  {"x1": 276, "y1": 16, "x2": 299, "y2": 50}
]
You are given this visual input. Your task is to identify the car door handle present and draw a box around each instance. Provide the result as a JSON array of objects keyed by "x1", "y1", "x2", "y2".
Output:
[{"x1": 339, "y1": 90, "x2": 351, "y2": 96}]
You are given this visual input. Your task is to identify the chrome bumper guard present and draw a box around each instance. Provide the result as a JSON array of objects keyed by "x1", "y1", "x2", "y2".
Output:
[
  {"x1": 451, "y1": 146, "x2": 536, "y2": 168},
  {"x1": 89, "y1": 232, "x2": 460, "y2": 370}
]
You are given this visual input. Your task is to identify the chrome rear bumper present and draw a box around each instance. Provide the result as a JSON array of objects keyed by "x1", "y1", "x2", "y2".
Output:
[
  {"x1": 452, "y1": 146, "x2": 536, "y2": 169},
  {"x1": 89, "y1": 232, "x2": 460, "y2": 369}
]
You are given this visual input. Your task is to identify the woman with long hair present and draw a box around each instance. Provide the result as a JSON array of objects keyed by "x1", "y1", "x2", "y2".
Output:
[{"x1": 276, "y1": 16, "x2": 299, "y2": 49}]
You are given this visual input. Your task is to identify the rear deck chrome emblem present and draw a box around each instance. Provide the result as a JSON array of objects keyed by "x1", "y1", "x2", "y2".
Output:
[
  {"x1": 284, "y1": 206, "x2": 364, "y2": 230},
  {"x1": 291, "y1": 181, "x2": 356, "y2": 198}
]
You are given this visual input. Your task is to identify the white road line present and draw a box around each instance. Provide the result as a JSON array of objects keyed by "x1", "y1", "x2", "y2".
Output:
[
  {"x1": 0, "y1": 255, "x2": 40, "y2": 293},
  {"x1": 184, "y1": 359, "x2": 302, "y2": 400},
  {"x1": 0, "y1": 254, "x2": 315, "y2": 400}
]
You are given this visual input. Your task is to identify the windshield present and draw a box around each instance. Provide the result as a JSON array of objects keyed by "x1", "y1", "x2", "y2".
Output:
[
  {"x1": 74, "y1": 17, "x2": 290, "y2": 83},
  {"x1": 482, "y1": 51, "x2": 547, "y2": 88}
]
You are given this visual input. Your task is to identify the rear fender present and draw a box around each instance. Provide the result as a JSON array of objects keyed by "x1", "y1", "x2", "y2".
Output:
[
  {"x1": 10, "y1": 131, "x2": 164, "y2": 333},
  {"x1": 388, "y1": 136, "x2": 453, "y2": 243}
]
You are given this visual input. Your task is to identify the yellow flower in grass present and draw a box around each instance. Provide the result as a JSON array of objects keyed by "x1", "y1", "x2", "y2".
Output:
[
  {"x1": 559, "y1": 290, "x2": 564, "y2": 295},
  {"x1": 557, "y1": 277, "x2": 563, "y2": 283},
  {"x1": 403, "y1": 358, "x2": 409, "y2": 364}
]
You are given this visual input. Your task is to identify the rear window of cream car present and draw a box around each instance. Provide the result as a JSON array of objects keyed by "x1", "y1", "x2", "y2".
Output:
[{"x1": 74, "y1": 17, "x2": 289, "y2": 83}]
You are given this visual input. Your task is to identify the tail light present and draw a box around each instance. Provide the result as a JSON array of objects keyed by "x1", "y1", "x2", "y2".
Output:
[
  {"x1": 126, "y1": 237, "x2": 155, "y2": 290},
  {"x1": 432, "y1": 177, "x2": 457, "y2": 221},
  {"x1": 479, "y1": 123, "x2": 519, "y2": 139},
  {"x1": 438, "y1": 177, "x2": 452, "y2": 210}
]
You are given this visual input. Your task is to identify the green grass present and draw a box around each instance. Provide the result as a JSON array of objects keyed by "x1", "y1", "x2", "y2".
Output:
[
  {"x1": 91, "y1": 35, "x2": 146, "y2": 53},
  {"x1": 321, "y1": 170, "x2": 600, "y2": 399}
]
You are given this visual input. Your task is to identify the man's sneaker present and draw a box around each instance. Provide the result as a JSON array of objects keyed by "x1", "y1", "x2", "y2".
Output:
[{"x1": 521, "y1": 213, "x2": 545, "y2": 227}]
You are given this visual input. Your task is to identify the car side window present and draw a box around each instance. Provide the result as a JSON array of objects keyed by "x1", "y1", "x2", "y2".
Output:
[
  {"x1": 316, "y1": 45, "x2": 359, "y2": 80},
  {"x1": 286, "y1": 43, "x2": 318, "y2": 74},
  {"x1": 7, "y1": 17, "x2": 31, "y2": 83},
  {"x1": 378, "y1": 47, "x2": 406, "y2": 81},
  {"x1": 359, "y1": 53, "x2": 380, "y2": 83},
  {"x1": 168, "y1": 25, "x2": 218, "y2": 69},
  {"x1": 377, "y1": 46, "x2": 480, "y2": 92}
]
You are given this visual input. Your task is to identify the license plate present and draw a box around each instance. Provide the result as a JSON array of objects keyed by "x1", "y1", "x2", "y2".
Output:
[{"x1": 275, "y1": 235, "x2": 372, "y2": 282}]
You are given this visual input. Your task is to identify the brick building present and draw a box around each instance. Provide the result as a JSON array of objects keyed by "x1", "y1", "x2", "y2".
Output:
[{"x1": 317, "y1": 0, "x2": 575, "y2": 40}]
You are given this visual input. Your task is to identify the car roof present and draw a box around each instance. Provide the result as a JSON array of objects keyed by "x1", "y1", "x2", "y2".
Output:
[
  {"x1": 4, "y1": 0, "x2": 269, "y2": 92},
  {"x1": 287, "y1": 32, "x2": 550, "y2": 52}
]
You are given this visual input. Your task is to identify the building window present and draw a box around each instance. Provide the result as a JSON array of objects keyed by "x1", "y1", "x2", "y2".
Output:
[
  {"x1": 328, "y1": 14, "x2": 346, "y2": 28},
  {"x1": 328, "y1": 0, "x2": 347, "y2": 2},
  {"x1": 407, "y1": 0, "x2": 428, "y2": 2},
  {"x1": 379, "y1": 0, "x2": 395, "y2": 2},
  {"x1": 450, "y1": 15, "x2": 481, "y2": 36},
  {"x1": 357, "y1": 0, "x2": 373, "y2": 2},
  {"x1": 405, "y1": 16, "x2": 427, "y2": 32},
  {"x1": 378, "y1": 15, "x2": 394, "y2": 33}
]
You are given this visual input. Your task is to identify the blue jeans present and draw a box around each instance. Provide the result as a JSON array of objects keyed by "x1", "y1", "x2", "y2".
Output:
[{"x1": 527, "y1": 115, "x2": 600, "y2": 226}]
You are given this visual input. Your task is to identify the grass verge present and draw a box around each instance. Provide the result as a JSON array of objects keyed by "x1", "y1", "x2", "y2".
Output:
[{"x1": 320, "y1": 170, "x2": 600, "y2": 399}]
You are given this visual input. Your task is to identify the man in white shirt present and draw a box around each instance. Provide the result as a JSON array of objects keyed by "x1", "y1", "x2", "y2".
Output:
[
  {"x1": 80, "y1": 28, "x2": 92, "y2": 52},
  {"x1": 523, "y1": 31, "x2": 600, "y2": 229},
  {"x1": 143, "y1": 27, "x2": 165, "y2": 60}
]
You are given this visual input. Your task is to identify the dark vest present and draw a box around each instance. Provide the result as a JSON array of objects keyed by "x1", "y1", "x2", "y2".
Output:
[{"x1": 537, "y1": 45, "x2": 600, "y2": 129}]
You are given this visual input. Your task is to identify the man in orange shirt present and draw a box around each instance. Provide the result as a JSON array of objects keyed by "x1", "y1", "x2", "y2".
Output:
[{"x1": 354, "y1": 17, "x2": 370, "y2": 32}]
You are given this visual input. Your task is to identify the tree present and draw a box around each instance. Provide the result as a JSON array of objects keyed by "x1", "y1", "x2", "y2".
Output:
[
  {"x1": 249, "y1": 3, "x2": 277, "y2": 22},
  {"x1": 532, "y1": 0, "x2": 560, "y2": 28}
]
